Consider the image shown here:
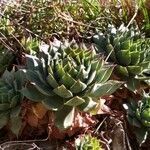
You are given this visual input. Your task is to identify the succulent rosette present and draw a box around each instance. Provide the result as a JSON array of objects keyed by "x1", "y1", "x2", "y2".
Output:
[
  {"x1": 123, "y1": 93, "x2": 150, "y2": 145},
  {"x1": 0, "y1": 69, "x2": 25, "y2": 135},
  {"x1": 75, "y1": 134, "x2": 102, "y2": 150},
  {"x1": 93, "y1": 24, "x2": 150, "y2": 91},
  {"x1": 135, "y1": 94, "x2": 150, "y2": 127},
  {"x1": 22, "y1": 41, "x2": 122, "y2": 129}
]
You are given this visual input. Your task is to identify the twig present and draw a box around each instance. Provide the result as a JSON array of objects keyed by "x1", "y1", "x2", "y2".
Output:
[
  {"x1": 57, "y1": 13, "x2": 95, "y2": 29},
  {"x1": 94, "y1": 117, "x2": 107, "y2": 134},
  {"x1": 0, "y1": 34, "x2": 15, "y2": 52},
  {"x1": 126, "y1": 4, "x2": 139, "y2": 29},
  {"x1": 0, "y1": 136, "x2": 49, "y2": 149},
  {"x1": 10, "y1": 33, "x2": 26, "y2": 51}
]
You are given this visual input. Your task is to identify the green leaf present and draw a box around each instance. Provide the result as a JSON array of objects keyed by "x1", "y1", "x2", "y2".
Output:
[
  {"x1": 10, "y1": 116, "x2": 22, "y2": 137},
  {"x1": 86, "y1": 71, "x2": 96, "y2": 85},
  {"x1": 76, "y1": 68, "x2": 88, "y2": 81},
  {"x1": 97, "y1": 67, "x2": 114, "y2": 83},
  {"x1": 105, "y1": 80, "x2": 123, "y2": 95},
  {"x1": 53, "y1": 85, "x2": 73, "y2": 98},
  {"x1": 42, "y1": 96, "x2": 63, "y2": 111},
  {"x1": 116, "y1": 50, "x2": 131, "y2": 66},
  {"x1": 55, "y1": 106, "x2": 75, "y2": 130},
  {"x1": 130, "y1": 51, "x2": 140, "y2": 65},
  {"x1": 56, "y1": 63, "x2": 65, "y2": 78},
  {"x1": 0, "y1": 113, "x2": 8, "y2": 129},
  {"x1": 91, "y1": 60, "x2": 102, "y2": 71},
  {"x1": 120, "y1": 40, "x2": 130, "y2": 49},
  {"x1": 106, "y1": 44, "x2": 117, "y2": 62},
  {"x1": 125, "y1": 79, "x2": 140, "y2": 92},
  {"x1": 21, "y1": 85, "x2": 45, "y2": 102},
  {"x1": 88, "y1": 83, "x2": 110, "y2": 97},
  {"x1": 88, "y1": 80, "x2": 122, "y2": 97},
  {"x1": 70, "y1": 80, "x2": 87, "y2": 93},
  {"x1": 65, "y1": 96, "x2": 85, "y2": 106},
  {"x1": 130, "y1": 44, "x2": 137, "y2": 51},
  {"x1": 10, "y1": 95, "x2": 20, "y2": 108},
  {"x1": 10, "y1": 106, "x2": 21, "y2": 117},
  {"x1": 127, "y1": 66, "x2": 142, "y2": 75},
  {"x1": 0, "y1": 103, "x2": 10, "y2": 111},
  {"x1": 47, "y1": 73, "x2": 59, "y2": 88},
  {"x1": 140, "y1": 62, "x2": 149, "y2": 70},
  {"x1": 78, "y1": 97, "x2": 97, "y2": 112},
  {"x1": 63, "y1": 62, "x2": 72, "y2": 72},
  {"x1": 115, "y1": 65, "x2": 129, "y2": 77},
  {"x1": 2, "y1": 70, "x2": 14, "y2": 84},
  {"x1": 139, "y1": 51, "x2": 145, "y2": 62},
  {"x1": 60, "y1": 73, "x2": 76, "y2": 88},
  {"x1": 14, "y1": 71, "x2": 26, "y2": 90},
  {"x1": 26, "y1": 70, "x2": 53, "y2": 96}
]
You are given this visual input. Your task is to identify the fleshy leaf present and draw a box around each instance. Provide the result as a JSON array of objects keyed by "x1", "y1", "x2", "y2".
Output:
[
  {"x1": 42, "y1": 96, "x2": 63, "y2": 111},
  {"x1": 47, "y1": 73, "x2": 59, "y2": 88},
  {"x1": 78, "y1": 97, "x2": 97, "y2": 112},
  {"x1": 88, "y1": 80, "x2": 122, "y2": 97},
  {"x1": 53, "y1": 85, "x2": 73, "y2": 98},
  {"x1": 105, "y1": 80, "x2": 123, "y2": 95},
  {"x1": 106, "y1": 44, "x2": 117, "y2": 62},
  {"x1": 55, "y1": 106, "x2": 75, "y2": 130},
  {"x1": 21, "y1": 84, "x2": 45, "y2": 102},
  {"x1": 70, "y1": 80, "x2": 87, "y2": 94},
  {"x1": 99, "y1": 66, "x2": 114, "y2": 82},
  {"x1": 116, "y1": 50, "x2": 131, "y2": 66},
  {"x1": 130, "y1": 51, "x2": 140, "y2": 65},
  {"x1": 127, "y1": 66, "x2": 142, "y2": 75},
  {"x1": 0, "y1": 104, "x2": 10, "y2": 111},
  {"x1": 60, "y1": 73, "x2": 76, "y2": 88},
  {"x1": 10, "y1": 95, "x2": 20, "y2": 108},
  {"x1": 0, "y1": 113, "x2": 8, "y2": 129},
  {"x1": 65, "y1": 96, "x2": 85, "y2": 106},
  {"x1": 10, "y1": 116, "x2": 22, "y2": 137},
  {"x1": 125, "y1": 78, "x2": 140, "y2": 92},
  {"x1": 115, "y1": 65, "x2": 129, "y2": 77},
  {"x1": 86, "y1": 71, "x2": 96, "y2": 85},
  {"x1": 26, "y1": 70, "x2": 53, "y2": 96}
]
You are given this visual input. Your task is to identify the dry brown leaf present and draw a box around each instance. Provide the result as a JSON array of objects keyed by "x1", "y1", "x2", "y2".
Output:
[
  {"x1": 27, "y1": 111, "x2": 38, "y2": 127},
  {"x1": 32, "y1": 103, "x2": 48, "y2": 119}
]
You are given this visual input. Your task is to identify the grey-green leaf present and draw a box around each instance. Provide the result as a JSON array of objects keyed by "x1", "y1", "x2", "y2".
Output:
[
  {"x1": 21, "y1": 85, "x2": 45, "y2": 102},
  {"x1": 70, "y1": 80, "x2": 87, "y2": 94},
  {"x1": 78, "y1": 97, "x2": 97, "y2": 112},
  {"x1": 10, "y1": 116, "x2": 22, "y2": 137},
  {"x1": 65, "y1": 96, "x2": 85, "y2": 106},
  {"x1": 116, "y1": 50, "x2": 131, "y2": 66},
  {"x1": 53, "y1": 85, "x2": 73, "y2": 98},
  {"x1": 88, "y1": 80, "x2": 122, "y2": 97},
  {"x1": 0, "y1": 113, "x2": 8, "y2": 129},
  {"x1": 55, "y1": 106, "x2": 75, "y2": 130},
  {"x1": 42, "y1": 96, "x2": 63, "y2": 111}
]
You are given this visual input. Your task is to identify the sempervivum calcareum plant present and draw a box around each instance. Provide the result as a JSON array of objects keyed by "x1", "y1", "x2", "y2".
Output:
[
  {"x1": 75, "y1": 134, "x2": 102, "y2": 150},
  {"x1": 123, "y1": 93, "x2": 150, "y2": 145},
  {"x1": 93, "y1": 24, "x2": 150, "y2": 91},
  {"x1": 22, "y1": 41, "x2": 122, "y2": 130},
  {"x1": 0, "y1": 69, "x2": 25, "y2": 136}
]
